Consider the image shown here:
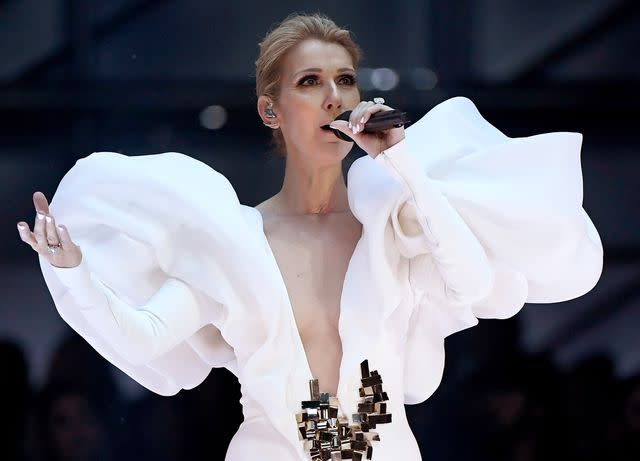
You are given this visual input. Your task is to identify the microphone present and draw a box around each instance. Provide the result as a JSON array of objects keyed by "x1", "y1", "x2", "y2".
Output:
[{"x1": 320, "y1": 109, "x2": 411, "y2": 142}]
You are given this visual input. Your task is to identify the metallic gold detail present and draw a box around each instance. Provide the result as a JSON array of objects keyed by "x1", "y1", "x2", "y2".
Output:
[{"x1": 295, "y1": 359, "x2": 392, "y2": 460}]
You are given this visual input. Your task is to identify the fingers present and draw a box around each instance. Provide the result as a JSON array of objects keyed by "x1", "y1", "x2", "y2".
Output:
[
  {"x1": 33, "y1": 210, "x2": 48, "y2": 252},
  {"x1": 348, "y1": 101, "x2": 392, "y2": 134},
  {"x1": 18, "y1": 212, "x2": 74, "y2": 260},
  {"x1": 18, "y1": 191, "x2": 68, "y2": 256},
  {"x1": 33, "y1": 191, "x2": 50, "y2": 215},
  {"x1": 16, "y1": 222, "x2": 38, "y2": 251},
  {"x1": 45, "y1": 214, "x2": 61, "y2": 245},
  {"x1": 348, "y1": 101, "x2": 370, "y2": 133},
  {"x1": 362, "y1": 103, "x2": 391, "y2": 127},
  {"x1": 56, "y1": 223, "x2": 73, "y2": 247},
  {"x1": 330, "y1": 101, "x2": 377, "y2": 136},
  {"x1": 31, "y1": 191, "x2": 59, "y2": 250},
  {"x1": 328, "y1": 120, "x2": 354, "y2": 140}
]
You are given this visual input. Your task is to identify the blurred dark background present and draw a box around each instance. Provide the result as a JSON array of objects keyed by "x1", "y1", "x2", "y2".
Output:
[{"x1": 1, "y1": 1, "x2": 639, "y2": 460}]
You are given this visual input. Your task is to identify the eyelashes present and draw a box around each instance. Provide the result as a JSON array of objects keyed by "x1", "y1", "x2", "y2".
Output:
[{"x1": 297, "y1": 74, "x2": 357, "y2": 87}]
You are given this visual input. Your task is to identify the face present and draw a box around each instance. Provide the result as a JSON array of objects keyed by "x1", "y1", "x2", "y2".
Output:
[{"x1": 261, "y1": 39, "x2": 360, "y2": 165}]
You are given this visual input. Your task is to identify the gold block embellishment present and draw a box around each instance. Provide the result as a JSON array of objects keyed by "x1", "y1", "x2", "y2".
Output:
[{"x1": 295, "y1": 359, "x2": 392, "y2": 460}]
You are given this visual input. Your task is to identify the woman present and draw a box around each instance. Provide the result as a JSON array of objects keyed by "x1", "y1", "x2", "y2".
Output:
[{"x1": 17, "y1": 13, "x2": 603, "y2": 461}]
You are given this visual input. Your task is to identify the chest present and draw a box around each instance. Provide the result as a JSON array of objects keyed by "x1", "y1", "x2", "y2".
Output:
[{"x1": 262, "y1": 213, "x2": 362, "y2": 335}]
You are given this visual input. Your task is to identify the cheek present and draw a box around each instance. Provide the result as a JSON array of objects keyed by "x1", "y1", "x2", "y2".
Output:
[
  {"x1": 286, "y1": 93, "x2": 316, "y2": 114},
  {"x1": 346, "y1": 91, "x2": 361, "y2": 107},
  {"x1": 282, "y1": 97, "x2": 317, "y2": 131}
]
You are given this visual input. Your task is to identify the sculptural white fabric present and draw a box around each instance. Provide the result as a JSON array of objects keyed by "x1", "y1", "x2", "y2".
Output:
[{"x1": 39, "y1": 96, "x2": 603, "y2": 460}]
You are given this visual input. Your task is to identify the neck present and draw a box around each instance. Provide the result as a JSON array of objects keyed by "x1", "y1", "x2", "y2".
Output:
[{"x1": 277, "y1": 154, "x2": 349, "y2": 215}]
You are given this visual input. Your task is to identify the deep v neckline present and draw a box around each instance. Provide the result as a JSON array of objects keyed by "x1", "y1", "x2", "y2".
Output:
[{"x1": 251, "y1": 206, "x2": 359, "y2": 401}]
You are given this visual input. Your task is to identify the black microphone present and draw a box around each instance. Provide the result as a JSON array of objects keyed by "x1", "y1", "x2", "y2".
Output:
[{"x1": 320, "y1": 109, "x2": 411, "y2": 142}]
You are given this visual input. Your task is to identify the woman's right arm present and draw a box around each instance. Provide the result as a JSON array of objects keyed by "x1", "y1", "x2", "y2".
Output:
[{"x1": 18, "y1": 191, "x2": 207, "y2": 366}]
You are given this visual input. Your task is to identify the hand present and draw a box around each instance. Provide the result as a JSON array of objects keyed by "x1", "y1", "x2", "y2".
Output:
[
  {"x1": 329, "y1": 100, "x2": 405, "y2": 159},
  {"x1": 17, "y1": 191, "x2": 83, "y2": 268}
]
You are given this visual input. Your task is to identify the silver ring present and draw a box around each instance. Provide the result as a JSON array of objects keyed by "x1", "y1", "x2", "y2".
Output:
[
  {"x1": 47, "y1": 243, "x2": 62, "y2": 254},
  {"x1": 373, "y1": 97, "x2": 385, "y2": 105}
]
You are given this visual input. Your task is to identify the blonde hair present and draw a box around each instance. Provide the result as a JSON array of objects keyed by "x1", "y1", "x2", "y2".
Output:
[{"x1": 255, "y1": 12, "x2": 363, "y2": 157}]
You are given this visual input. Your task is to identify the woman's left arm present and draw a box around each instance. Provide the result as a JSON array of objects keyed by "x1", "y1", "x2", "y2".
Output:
[
  {"x1": 332, "y1": 97, "x2": 603, "y2": 310},
  {"x1": 331, "y1": 101, "x2": 493, "y2": 306},
  {"x1": 336, "y1": 97, "x2": 604, "y2": 404},
  {"x1": 373, "y1": 139, "x2": 494, "y2": 306}
]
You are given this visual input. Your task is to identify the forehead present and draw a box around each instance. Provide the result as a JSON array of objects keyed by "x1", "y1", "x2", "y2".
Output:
[{"x1": 281, "y1": 39, "x2": 354, "y2": 75}]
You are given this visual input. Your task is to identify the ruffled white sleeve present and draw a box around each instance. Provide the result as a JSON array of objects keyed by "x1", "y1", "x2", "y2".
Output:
[
  {"x1": 372, "y1": 97, "x2": 604, "y2": 404},
  {"x1": 39, "y1": 151, "x2": 262, "y2": 395},
  {"x1": 47, "y1": 255, "x2": 212, "y2": 368}
]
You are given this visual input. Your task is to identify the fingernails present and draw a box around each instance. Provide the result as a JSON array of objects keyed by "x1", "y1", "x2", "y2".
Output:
[
  {"x1": 37, "y1": 212, "x2": 44, "y2": 220},
  {"x1": 45, "y1": 216, "x2": 52, "y2": 223},
  {"x1": 57, "y1": 225, "x2": 64, "y2": 232},
  {"x1": 360, "y1": 116, "x2": 365, "y2": 123},
  {"x1": 17, "y1": 223, "x2": 24, "y2": 230},
  {"x1": 348, "y1": 121, "x2": 352, "y2": 129}
]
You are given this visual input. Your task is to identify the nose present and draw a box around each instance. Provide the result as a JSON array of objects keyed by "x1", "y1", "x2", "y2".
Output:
[{"x1": 324, "y1": 81, "x2": 343, "y2": 113}]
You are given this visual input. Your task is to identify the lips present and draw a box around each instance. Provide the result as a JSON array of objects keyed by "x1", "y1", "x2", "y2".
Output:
[{"x1": 320, "y1": 115, "x2": 340, "y2": 130}]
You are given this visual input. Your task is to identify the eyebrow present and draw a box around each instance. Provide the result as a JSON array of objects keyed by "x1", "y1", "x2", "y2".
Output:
[{"x1": 294, "y1": 67, "x2": 355, "y2": 76}]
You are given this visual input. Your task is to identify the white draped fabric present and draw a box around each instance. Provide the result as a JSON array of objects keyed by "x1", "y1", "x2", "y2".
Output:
[{"x1": 39, "y1": 96, "x2": 603, "y2": 460}]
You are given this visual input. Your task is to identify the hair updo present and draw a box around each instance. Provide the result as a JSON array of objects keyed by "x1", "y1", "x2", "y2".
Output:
[{"x1": 255, "y1": 12, "x2": 363, "y2": 157}]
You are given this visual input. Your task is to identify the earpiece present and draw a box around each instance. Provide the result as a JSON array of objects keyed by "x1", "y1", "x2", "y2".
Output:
[
  {"x1": 263, "y1": 102, "x2": 278, "y2": 128},
  {"x1": 265, "y1": 103, "x2": 276, "y2": 118}
]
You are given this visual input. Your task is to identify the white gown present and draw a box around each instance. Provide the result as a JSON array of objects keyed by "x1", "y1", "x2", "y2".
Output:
[{"x1": 38, "y1": 97, "x2": 603, "y2": 460}]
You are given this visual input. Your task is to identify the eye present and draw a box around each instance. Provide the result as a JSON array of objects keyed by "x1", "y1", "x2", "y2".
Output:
[
  {"x1": 297, "y1": 74, "x2": 357, "y2": 86},
  {"x1": 298, "y1": 75, "x2": 319, "y2": 86},
  {"x1": 339, "y1": 74, "x2": 357, "y2": 85}
]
